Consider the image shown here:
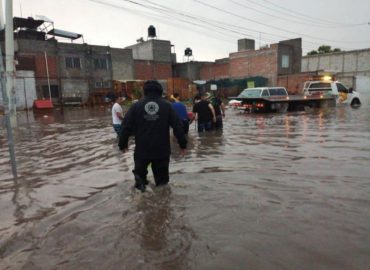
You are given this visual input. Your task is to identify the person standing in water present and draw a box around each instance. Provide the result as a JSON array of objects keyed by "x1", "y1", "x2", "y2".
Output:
[
  {"x1": 118, "y1": 80, "x2": 187, "y2": 192},
  {"x1": 112, "y1": 96, "x2": 124, "y2": 136},
  {"x1": 192, "y1": 92, "x2": 216, "y2": 132},
  {"x1": 171, "y1": 92, "x2": 190, "y2": 134},
  {"x1": 211, "y1": 92, "x2": 225, "y2": 130}
]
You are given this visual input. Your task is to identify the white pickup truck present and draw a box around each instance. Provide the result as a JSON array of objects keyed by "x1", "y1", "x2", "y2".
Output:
[{"x1": 303, "y1": 81, "x2": 361, "y2": 106}]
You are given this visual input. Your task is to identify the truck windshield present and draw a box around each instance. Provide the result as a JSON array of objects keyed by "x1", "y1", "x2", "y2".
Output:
[
  {"x1": 238, "y1": 89, "x2": 262, "y2": 98},
  {"x1": 308, "y1": 82, "x2": 331, "y2": 92}
]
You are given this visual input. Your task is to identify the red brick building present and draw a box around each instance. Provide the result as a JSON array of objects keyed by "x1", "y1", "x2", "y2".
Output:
[
  {"x1": 199, "y1": 38, "x2": 302, "y2": 87},
  {"x1": 134, "y1": 60, "x2": 172, "y2": 80}
]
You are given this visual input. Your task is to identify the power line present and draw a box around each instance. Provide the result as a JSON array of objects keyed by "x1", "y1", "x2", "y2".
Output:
[
  {"x1": 194, "y1": 0, "x2": 370, "y2": 44},
  {"x1": 259, "y1": 0, "x2": 368, "y2": 27},
  {"x1": 229, "y1": 0, "x2": 343, "y2": 28},
  {"x1": 115, "y1": 0, "x2": 354, "y2": 50},
  {"x1": 83, "y1": 0, "x2": 361, "y2": 53},
  {"x1": 86, "y1": 0, "x2": 240, "y2": 45}
]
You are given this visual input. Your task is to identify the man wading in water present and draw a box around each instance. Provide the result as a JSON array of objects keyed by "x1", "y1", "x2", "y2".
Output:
[{"x1": 118, "y1": 80, "x2": 187, "y2": 192}]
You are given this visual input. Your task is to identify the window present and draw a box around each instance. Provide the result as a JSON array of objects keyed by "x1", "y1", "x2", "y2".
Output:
[
  {"x1": 95, "y1": 81, "x2": 111, "y2": 88},
  {"x1": 65, "y1": 57, "x2": 81, "y2": 69},
  {"x1": 269, "y1": 88, "x2": 288, "y2": 96},
  {"x1": 282, "y1": 55, "x2": 289, "y2": 68},
  {"x1": 336, "y1": 83, "x2": 348, "y2": 93},
  {"x1": 95, "y1": 81, "x2": 103, "y2": 88},
  {"x1": 309, "y1": 83, "x2": 331, "y2": 92},
  {"x1": 261, "y1": 89, "x2": 269, "y2": 96},
  {"x1": 42, "y1": 85, "x2": 59, "y2": 98},
  {"x1": 238, "y1": 89, "x2": 262, "y2": 98},
  {"x1": 103, "y1": 81, "x2": 111, "y2": 88},
  {"x1": 94, "y1": 58, "x2": 108, "y2": 70}
]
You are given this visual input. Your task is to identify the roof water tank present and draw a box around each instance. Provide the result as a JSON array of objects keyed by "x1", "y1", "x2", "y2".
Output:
[
  {"x1": 185, "y1": 47, "x2": 192, "y2": 56},
  {"x1": 148, "y1": 25, "x2": 156, "y2": 38}
]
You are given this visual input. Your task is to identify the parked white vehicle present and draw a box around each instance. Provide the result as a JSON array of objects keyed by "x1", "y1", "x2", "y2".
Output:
[{"x1": 303, "y1": 81, "x2": 361, "y2": 106}]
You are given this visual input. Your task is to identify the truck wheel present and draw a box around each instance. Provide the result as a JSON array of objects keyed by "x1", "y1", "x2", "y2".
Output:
[
  {"x1": 351, "y1": 98, "x2": 361, "y2": 107},
  {"x1": 276, "y1": 103, "x2": 288, "y2": 113}
]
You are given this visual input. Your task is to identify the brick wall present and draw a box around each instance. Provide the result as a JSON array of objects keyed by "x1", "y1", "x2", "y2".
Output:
[
  {"x1": 167, "y1": 78, "x2": 193, "y2": 100},
  {"x1": 199, "y1": 45, "x2": 279, "y2": 85},
  {"x1": 134, "y1": 60, "x2": 172, "y2": 80},
  {"x1": 277, "y1": 72, "x2": 317, "y2": 94},
  {"x1": 200, "y1": 61, "x2": 229, "y2": 80},
  {"x1": 34, "y1": 54, "x2": 58, "y2": 79},
  {"x1": 229, "y1": 45, "x2": 278, "y2": 85}
]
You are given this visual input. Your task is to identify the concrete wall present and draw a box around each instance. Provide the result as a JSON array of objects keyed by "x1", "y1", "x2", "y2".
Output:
[
  {"x1": 126, "y1": 39, "x2": 172, "y2": 62},
  {"x1": 57, "y1": 43, "x2": 89, "y2": 101},
  {"x1": 238, "y1": 39, "x2": 255, "y2": 51},
  {"x1": 302, "y1": 48, "x2": 370, "y2": 88},
  {"x1": 58, "y1": 43, "x2": 88, "y2": 79},
  {"x1": 277, "y1": 38, "x2": 302, "y2": 75},
  {"x1": 61, "y1": 79, "x2": 89, "y2": 102},
  {"x1": 152, "y1": 40, "x2": 172, "y2": 62},
  {"x1": 173, "y1": 62, "x2": 210, "y2": 81},
  {"x1": 355, "y1": 76, "x2": 370, "y2": 94},
  {"x1": 111, "y1": 48, "x2": 134, "y2": 80},
  {"x1": 127, "y1": 41, "x2": 153, "y2": 61},
  {"x1": 17, "y1": 39, "x2": 58, "y2": 55},
  {"x1": 0, "y1": 71, "x2": 36, "y2": 110},
  {"x1": 14, "y1": 37, "x2": 157, "y2": 102},
  {"x1": 302, "y1": 49, "x2": 370, "y2": 73},
  {"x1": 88, "y1": 45, "x2": 114, "y2": 92}
]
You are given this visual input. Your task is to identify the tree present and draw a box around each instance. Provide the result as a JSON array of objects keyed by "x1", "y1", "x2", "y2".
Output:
[
  {"x1": 307, "y1": 50, "x2": 318, "y2": 55},
  {"x1": 306, "y1": 45, "x2": 343, "y2": 56},
  {"x1": 318, "y1": 45, "x2": 332, "y2": 54}
]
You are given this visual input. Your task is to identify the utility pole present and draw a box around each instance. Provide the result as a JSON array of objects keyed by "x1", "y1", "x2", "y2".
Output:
[
  {"x1": 0, "y1": 0, "x2": 18, "y2": 178},
  {"x1": 5, "y1": 0, "x2": 17, "y2": 127},
  {"x1": 44, "y1": 51, "x2": 52, "y2": 100}
]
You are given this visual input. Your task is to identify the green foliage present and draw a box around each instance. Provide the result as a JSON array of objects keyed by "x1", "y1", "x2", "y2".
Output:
[
  {"x1": 132, "y1": 88, "x2": 142, "y2": 100},
  {"x1": 307, "y1": 45, "x2": 343, "y2": 56},
  {"x1": 307, "y1": 50, "x2": 318, "y2": 55},
  {"x1": 318, "y1": 45, "x2": 332, "y2": 54}
]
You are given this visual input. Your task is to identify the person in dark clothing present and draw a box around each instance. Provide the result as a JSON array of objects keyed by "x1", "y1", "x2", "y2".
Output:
[
  {"x1": 118, "y1": 80, "x2": 187, "y2": 192},
  {"x1": 193, "y1": 92, "x2": 216, "y2": 132},
  {"x1": 171, "y1": 93, "x2": 190, "y2": 134},
  {"x1": 211, "y1": 93, "x2": 225, "y2": 130}
]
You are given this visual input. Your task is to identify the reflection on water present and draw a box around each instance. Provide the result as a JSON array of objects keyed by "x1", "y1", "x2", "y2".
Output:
[{"x1": 1, "y1": 101, "x2": 370, "y2": 269}]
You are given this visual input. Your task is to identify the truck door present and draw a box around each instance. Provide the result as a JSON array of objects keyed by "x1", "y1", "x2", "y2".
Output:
[{"x1": 336, "y1": 83, "x2": 349, "y2": 104}]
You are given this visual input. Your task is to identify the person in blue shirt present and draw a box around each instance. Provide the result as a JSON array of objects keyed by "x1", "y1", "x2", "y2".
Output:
[{"x1": 171, "y1": 93, "x2": 190, "y2": 134}]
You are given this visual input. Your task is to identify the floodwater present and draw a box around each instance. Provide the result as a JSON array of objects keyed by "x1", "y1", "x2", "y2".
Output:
[{"x1": 1, "y1": 96, "x2": 370, "y2": 270}]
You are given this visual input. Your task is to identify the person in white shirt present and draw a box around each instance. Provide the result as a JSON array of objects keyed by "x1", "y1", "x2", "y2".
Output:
[{"x1": 112, "y1": 96, "x2": 124, "y2": 135}]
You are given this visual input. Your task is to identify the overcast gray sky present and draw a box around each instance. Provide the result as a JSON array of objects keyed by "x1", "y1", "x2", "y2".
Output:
[{"x1": 7, "y1": 0, "x2": 370, "y2": 61}]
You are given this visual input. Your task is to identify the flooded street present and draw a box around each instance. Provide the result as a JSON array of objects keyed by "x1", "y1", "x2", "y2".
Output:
[{"x1": 1, "y1": 96, "x2": 370, "y2": 270}]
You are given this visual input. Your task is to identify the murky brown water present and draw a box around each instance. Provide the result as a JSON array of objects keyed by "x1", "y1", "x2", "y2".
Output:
[{"x1": 1, "y1": 96, "x2": 370, "y2": 270}]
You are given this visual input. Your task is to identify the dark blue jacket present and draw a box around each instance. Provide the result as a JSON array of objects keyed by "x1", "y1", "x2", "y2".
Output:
[{"x1": 119, "y1": 94, "x2": 187, "y2": 159}]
